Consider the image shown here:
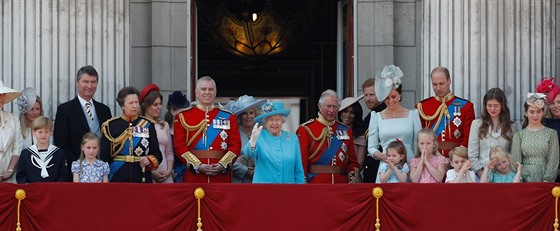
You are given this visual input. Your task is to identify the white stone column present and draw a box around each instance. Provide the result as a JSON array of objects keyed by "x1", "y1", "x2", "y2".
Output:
[
  {"x1": 422, "y1": 0, "x2": 556, "y2": 121},
  {"x1": 0, "y1": 0, "x2": 130, "y2": 117}
]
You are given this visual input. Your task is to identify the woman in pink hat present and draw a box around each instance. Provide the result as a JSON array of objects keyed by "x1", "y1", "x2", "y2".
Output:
[
  {"x1": 0, "y1": 80, "x2": 22, "y2": 183},
  {"x1": 536, "y1": 77, "x2": 560, "y2": 181}
]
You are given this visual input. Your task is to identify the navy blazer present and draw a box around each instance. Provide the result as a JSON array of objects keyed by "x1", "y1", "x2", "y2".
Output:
[{"x1": 53, "y1": 97, "x2": 112, "y2": 168}]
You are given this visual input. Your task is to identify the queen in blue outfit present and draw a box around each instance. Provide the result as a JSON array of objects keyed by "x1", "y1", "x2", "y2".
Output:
[{"x1": 243, "y1": 102, "x2": 305, "y2": 184}]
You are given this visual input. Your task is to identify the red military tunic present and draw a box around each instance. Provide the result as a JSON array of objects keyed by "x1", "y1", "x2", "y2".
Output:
[
  {"x1": 174, "y1": 104, "x2": 241, "y2": 183},
  {"x1": 296, "y1": 114, "x2": 360, "y2": 184},
  {"x1": 416, "y1": 93, "x2": 475, "y2": 157}
]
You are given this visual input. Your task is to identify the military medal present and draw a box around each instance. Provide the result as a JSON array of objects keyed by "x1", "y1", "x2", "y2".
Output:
[
  {"x1": 454, "y1": 130, "x2": 461, "y2": 139},
  {"x1": 341, "y1": 143, "x2": 348, "y2": 153},
  {"x1": 135, "y1": 147, "x2": 144, "y2": 156},
  {"x1": 453, "y1": 117, "x2": 462, "y2": 127},
  {"x1": 220, "y1": 142, "x2": 228, "y2": 150},
  {"x1": 213, "y1": 117, "x2": 231, "y2": 130},
  {"x1": 133, "y1": 126, "x2": 149, "y2": 138},
  {"x1": 338, "y1": 152, "x2": 345, "y2": 161},
  {"x1": 336, "y1": 130, "x2": 350, "y2": 140},
  {"x1": 220, "y1": 130, "x2": 228, "y2": 140}
]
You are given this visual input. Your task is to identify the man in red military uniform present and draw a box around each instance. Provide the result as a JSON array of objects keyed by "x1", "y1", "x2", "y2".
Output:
[
  {"x1": 174, "y1": 76, "x2": 241, "y2": 183},
  {"x1": 416, "y1": 67, "x2": 475, "y2": 157},
  {"x1": 297, "y1": 89, "x2": 360, "y2": 184}
]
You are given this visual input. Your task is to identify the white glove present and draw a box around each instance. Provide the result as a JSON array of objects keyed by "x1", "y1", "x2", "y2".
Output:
[{"x1": 249, "y1": 123, "x2": 263, "y2": 148}]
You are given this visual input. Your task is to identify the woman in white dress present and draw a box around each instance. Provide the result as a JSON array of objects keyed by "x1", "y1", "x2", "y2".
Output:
[
  {"x1": 367, "y1": 65, "x2": 421, "y2": 183},
  {"x1": 0, "y1": 80, "x2": 22, "y2": 183}
]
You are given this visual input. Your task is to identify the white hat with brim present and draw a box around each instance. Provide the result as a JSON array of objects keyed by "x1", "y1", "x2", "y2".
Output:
[
  {"x1": 0, "y1": 80, "x2": 22, "y2": 104},
  {"x1": 254, "y1": 102, "x2": 290, "y2": 124},
  {"x1": 226, "y1": 95, "x2": 267, "y2": 116},
  {"x1": 16, "y1": 87, "x2": 38, "y2": 114},
  {"x1": 339, "y1": 95, "x2": 364, "y2": 112}
]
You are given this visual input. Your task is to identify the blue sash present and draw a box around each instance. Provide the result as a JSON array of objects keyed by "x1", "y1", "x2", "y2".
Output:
[
  {"x1": 308, "y1": 125, "x2": 346, "y2": 180},
  {"x1": 110, "y1": 119, "x2": 152, "y2": 180},
  {"x1": 431, "y1": 97, "x2": 467, "y2": 137},
  {"x1": 194, "y1": 110, "x2": 230, "y2": 150}
]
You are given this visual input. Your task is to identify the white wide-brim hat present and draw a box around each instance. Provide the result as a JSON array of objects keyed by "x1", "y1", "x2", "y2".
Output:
[
  {"x1": 226, "y1": 95, "x2": 267, "y2": 116},
  {"x1": 0, "y1": 80, "x2": 21, "y2": 104},
  {"x1": 339, "y1": 95, "x2": 364, "y2": 112},
  {"x1": 16, "y1": 87, "x2": 38, "y2": 114},
  {"x1": 254, "y1": 101, "x2": 291, "y2": 124}
]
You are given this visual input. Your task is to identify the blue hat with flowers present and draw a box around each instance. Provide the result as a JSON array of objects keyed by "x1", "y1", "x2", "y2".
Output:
[
  {"x1": 374, "y1": 65, "x2": 404, "y2": 102},
  {"x1": 253, "y1": 102, "x2": 291, "y2": 124}
]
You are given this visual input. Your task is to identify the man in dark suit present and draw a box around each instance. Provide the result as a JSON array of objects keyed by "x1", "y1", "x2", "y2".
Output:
[
  {"x1": 361, "y1": 78, "x2": 387, "y2": 183},
  {"x1": 53, "y1": 65, "x2": 112, "y2": 175}
]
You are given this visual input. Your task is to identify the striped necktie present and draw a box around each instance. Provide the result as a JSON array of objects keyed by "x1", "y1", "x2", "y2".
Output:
[{"x1": 85, "y1": 102, "x2": 94, "y2": 121}]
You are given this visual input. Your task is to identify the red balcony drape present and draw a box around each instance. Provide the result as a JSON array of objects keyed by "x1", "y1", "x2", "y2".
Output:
[{"x1": 0, "y1": 183, "x2": 557, "y2": 231}]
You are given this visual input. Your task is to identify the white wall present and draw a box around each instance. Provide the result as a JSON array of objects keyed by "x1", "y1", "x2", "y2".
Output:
[
  {"x1": 422, "y1": 0, "x2": 556, "y2": 123},
  {"x1": 0, "y1": 0, "x2": 130, "y2": 118}
]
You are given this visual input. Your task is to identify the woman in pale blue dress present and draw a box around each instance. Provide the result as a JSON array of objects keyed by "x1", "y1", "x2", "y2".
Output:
[
  {"x1": 367, "y1": 65, "x2": 421, "y2": 182},
  {"x1": 243, "y1": 102, "x2": 305, "y2": 184}
]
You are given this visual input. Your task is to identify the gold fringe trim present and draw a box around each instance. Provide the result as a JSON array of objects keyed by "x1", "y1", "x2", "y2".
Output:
[
  {"x1": 372, "y1": 187, "x2": 383, "y2": 231},
  {"x1": 178, "y1": 113, "x2": 207, "y2": 146},
  {"x1": 302, "y1": 125, "x2": 328, "y2": 160},
  {"x1": 194, "y1": 187, "x2": 206, "y2": 231},
  {"x1": 15, "y1": 189, "x2": 26, "y2": 231},
  {"x1": 553, "y1": 186, "x2": 560, "y2": 231}
]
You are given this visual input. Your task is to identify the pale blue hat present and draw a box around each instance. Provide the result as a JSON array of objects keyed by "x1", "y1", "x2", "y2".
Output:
[
  {"x1": 254, "y1": 102, "x2": 291, "y2": 124},
  {"x1": 374, "y1": 65, "x2": 403, "y2": 101},
  {"x1": 225, "y1": 95, "x2": 266, "y2": 116},
  {"x1": 16, "y1": 87, "x2": 38, "y2": 114}
]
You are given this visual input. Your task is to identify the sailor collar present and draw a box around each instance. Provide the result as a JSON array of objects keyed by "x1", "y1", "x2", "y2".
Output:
[
  {"x1": 317, "y1": 113, "x2": 335, "y2": 127},
  {"x1": 434, "y1": 92, "x2": 455, "y2": 103}
]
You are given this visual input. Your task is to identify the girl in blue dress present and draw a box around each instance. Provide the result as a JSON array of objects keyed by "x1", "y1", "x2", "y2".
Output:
[
  {"x1": 480, "y1": 146, "x2": 522, "y2": 183},
  {"x1": 72, "y1": 132, "x2": 109, "y2": 182}
]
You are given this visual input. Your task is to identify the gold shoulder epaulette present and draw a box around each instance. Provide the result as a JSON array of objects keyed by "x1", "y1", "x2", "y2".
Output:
[
  {"x1": 102, "y1": 116, "x2": 120, "y2": 128},
  {"x1": 175, "y1": 106, "x2": 193, "y2": 114},
  {"x1": 139, "y1": 115, "x2": 156, "y2": 124},
  {"x1": 299, "y1": 119, "x2": 314, "y2": 127}
]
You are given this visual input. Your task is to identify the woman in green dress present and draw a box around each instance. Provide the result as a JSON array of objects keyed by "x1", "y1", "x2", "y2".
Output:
[{"x1": 511, "y1": 93, "x2": 559, "y2": 182}]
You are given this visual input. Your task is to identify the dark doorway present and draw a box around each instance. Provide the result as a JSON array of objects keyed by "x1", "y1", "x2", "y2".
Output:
[{"x1": 196, "y1": 0, "x2": 340, "y2": 122}]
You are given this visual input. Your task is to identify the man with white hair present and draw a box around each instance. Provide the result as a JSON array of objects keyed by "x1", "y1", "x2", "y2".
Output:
[{"x1": 297, "y1": 89, "x2": 360, "y2": 183}]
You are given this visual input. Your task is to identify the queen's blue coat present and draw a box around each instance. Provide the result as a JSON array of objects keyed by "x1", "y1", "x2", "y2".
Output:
[{"x1": 243, "y1": 130, "x2": 305, "y2": 184}]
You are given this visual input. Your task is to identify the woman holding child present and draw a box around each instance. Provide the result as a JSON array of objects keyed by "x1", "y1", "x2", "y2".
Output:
[{"x1": 367, "y1": 65, "x2": 421, "y2": 182}]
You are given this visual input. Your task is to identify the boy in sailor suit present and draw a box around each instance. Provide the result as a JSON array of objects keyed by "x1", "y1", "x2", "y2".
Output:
[{"x1": 17, "y1": 116, "x2": 69, "y2": 183}]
